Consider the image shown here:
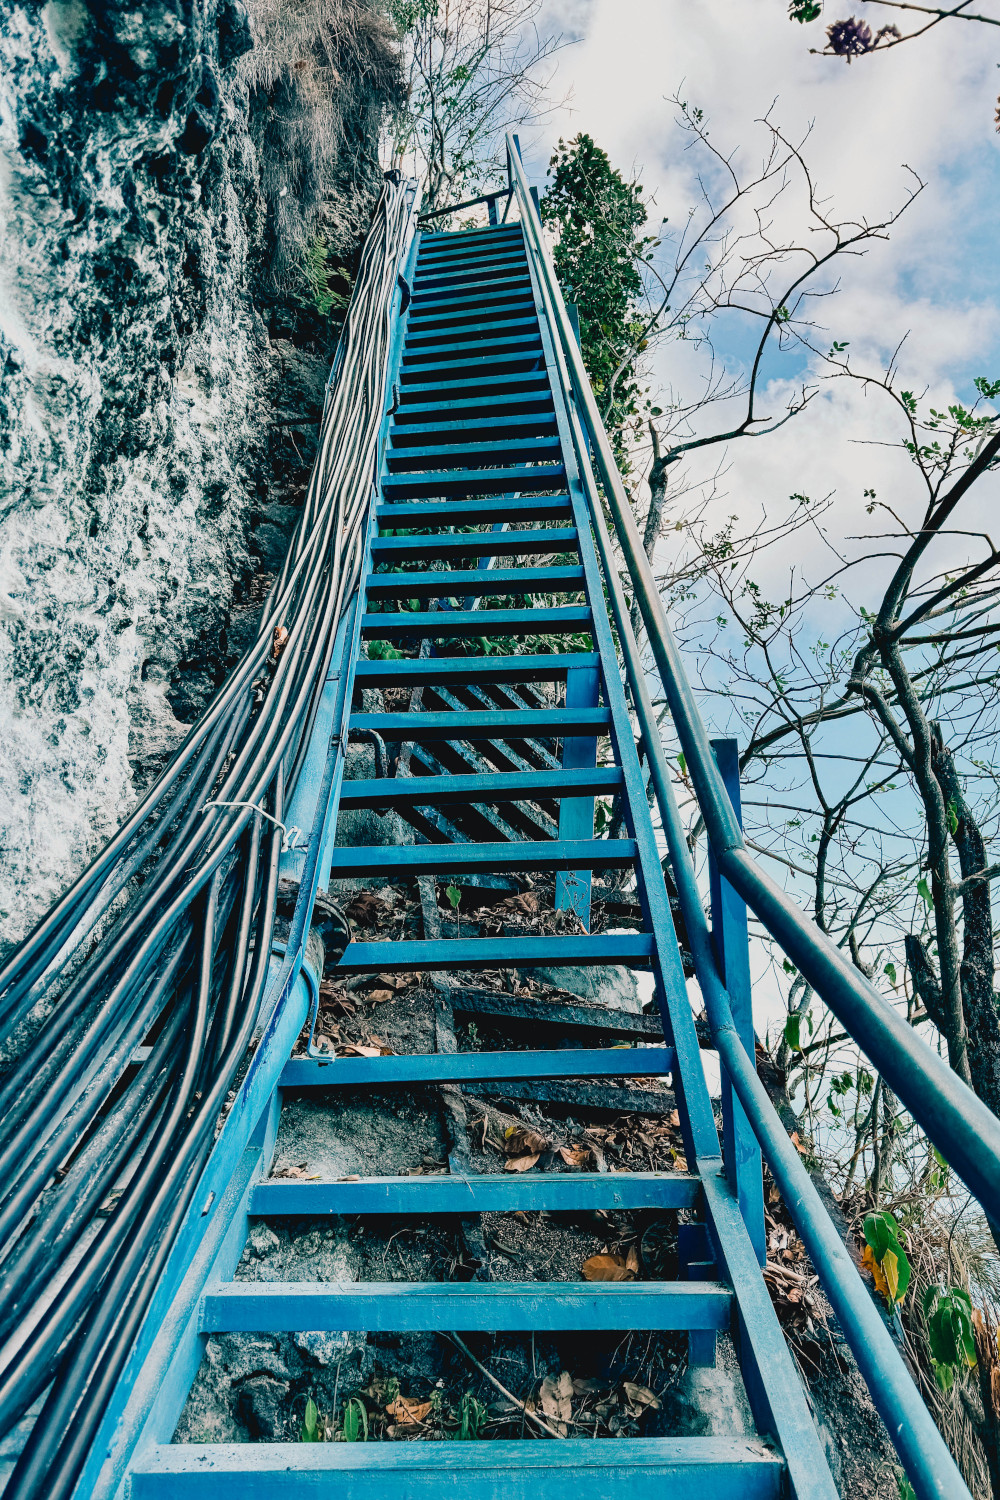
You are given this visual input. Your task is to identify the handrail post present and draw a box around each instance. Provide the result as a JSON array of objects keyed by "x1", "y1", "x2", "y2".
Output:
[{"x1": 708, "y1": 739, "x2": 766, "y2": 1266}]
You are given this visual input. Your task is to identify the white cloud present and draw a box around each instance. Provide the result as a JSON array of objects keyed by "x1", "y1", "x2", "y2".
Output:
[{"x1": 525, "y1": 0, "x2": 1000, "y2": 600}]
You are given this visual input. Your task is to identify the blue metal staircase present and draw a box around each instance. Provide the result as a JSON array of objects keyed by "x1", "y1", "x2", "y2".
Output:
[{"x1": 27, "y1": 149, "x2": 1000, "y2": 1500}]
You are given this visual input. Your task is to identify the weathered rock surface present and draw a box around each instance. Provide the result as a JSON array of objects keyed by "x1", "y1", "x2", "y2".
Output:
[{"x1": 0, "y1": 0, "x2": 399, "y2": 951}]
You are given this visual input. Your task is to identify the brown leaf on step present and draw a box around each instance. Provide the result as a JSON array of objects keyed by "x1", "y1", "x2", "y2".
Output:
[
  {"x1": 671, "y1": 1155, "x2": 688, "y2": 1171},
  {"x1": 582, "y1": 1253, "x2": 635, "y2": 1282},
  {"x1": 345, "y1": 891, "x2": 390, "y2": 928},
  {"x1": 273, "y1": 1163, "x2": 319, "y2": 1180},
  {"x1": 385, "y1": 1397, "x2": 432, "y2": 1425},
  {"x1": 538, "y1": 1371, "x2": 573, "y2": 1423},
  {"x1": 622, "y1": 1381, "x2": 661, "y2": 1411},
  {"x1": 504, "y1": 1126, "x2": 549, "y2": 1157},
  {"x1": 668, "y1": 1109, "x2": 681, "y2": 1127},
  {"x1": 558, "y1": 1145, "x2": 591, "y2": 1168},
  {"x1": 339, "y1": 1044, "x2": 384, "y2": 1058},
  {"x1": 625, "y1": 1244, "x2": 640, "y2": 1274},
  {"x1": 365, "y1": 989, "x2": 393, "y2": 1005},
  {"x1": 505, "y1": 1153, "x2": 541, "y2": 1173}
]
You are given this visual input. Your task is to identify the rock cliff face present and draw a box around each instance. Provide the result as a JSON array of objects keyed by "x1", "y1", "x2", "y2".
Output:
[{"x1": 0, "y1": 0, "x2": 400, "y2": 949}]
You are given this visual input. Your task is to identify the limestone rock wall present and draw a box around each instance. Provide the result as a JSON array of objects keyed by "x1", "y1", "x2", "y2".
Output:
[{"x1": 0, "y1": 0, "x2": 400, "y2": 950}]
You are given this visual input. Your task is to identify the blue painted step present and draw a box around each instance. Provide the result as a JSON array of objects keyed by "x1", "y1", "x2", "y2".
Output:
[
  {"x1": 348, "y1": 707, "x2": 608, "y2": 740},
  {"x1": 200, "y1": 1279, "x2": 730, "y2": 1334},
  {"x1": 279, "y1": 1046, "x2": 674, "y2": 1088},
  {"x1": 375, "y1": 497, "x2": 573, "y2": 526},
  {"x1": 406, "y1": 300, "x2": 537, "y2": 333},
  {"x1": 404, "y1": 316, "x2": 540, "y2": 347},
  {"x1": 328, "y1": 839, "x2": 633, "y2": 878},
  {"x1": 250, "y1": 1170, "x2": 699, "y2": 1216},
  {"x1": 389, "y1": 417, "x2": 560, "y2": 446},
  {"x1": 380, "y1": 464, "x2": 566, "y2": 498},
  {"x1": 337, "y1": 765, "x2": 622, "y2": 806},
  {"x1": 401, "y1": 334, "x2": 542, "y2": 366},
  {"x1": 385, "y1": 438, "x2": 562, "y2": 470},
  {"x1": 364, "y1": 566, "x2": 584, "y2": 599},
  {"x1": 131, "y1": 1437, "x2": 785, "y2": 1500},
  {"x1": 333, "y1": 933, "x2": 654, "y2": 975},
  {"x1": 369, "y1": 529, "x2": 577, "y2": 562},
  {"x1": 361, "y1": 605, "x2": 590, "y2": 640}
]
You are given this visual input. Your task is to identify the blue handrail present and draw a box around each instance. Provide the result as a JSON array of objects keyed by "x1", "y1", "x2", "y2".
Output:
[{"x1": 508, "y1": 132, "x2": 984, "y2": 1500}]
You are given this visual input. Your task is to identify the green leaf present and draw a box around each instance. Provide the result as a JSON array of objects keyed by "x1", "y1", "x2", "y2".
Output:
[
  {"x1": 783, "y1": 1014, "x2": 802, "y2": 1051},
  {"x1": 676, "y1": 752, "x2": 687, "y2": 776},
  {"x1": 863, "y1": 1211, "x2": 911, "y2": 1305},
  {"x1": 342, "y1": 1397, "x2": 368, "y2": 1442},
  {"x1": 883, "y1": 961, "x2": 897, "y2": 986},
  {"x1": 301, "y1": 1396, "x2": 322, "y2": 1443},
  {"x1": 445, "y1": 883, "x2": 462, "y2": 910},
  {"x1": 946, "y1": 800, "x2": 959, "y2": 835},
  {"x1": 917, "y1": 877, "x2": 933, "y2": 911},
  {"x1": 925, "y1": 1286, "x2": 976, "y2": 1371}
]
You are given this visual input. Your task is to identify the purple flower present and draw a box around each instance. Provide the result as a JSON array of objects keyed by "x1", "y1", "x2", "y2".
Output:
[{"x1": 826, "y1": 17, "x2": 874, "y2": 56}]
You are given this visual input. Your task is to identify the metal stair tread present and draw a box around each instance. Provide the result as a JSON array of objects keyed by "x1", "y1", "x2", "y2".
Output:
[
  {"x1": 279, "y1": 1045, "x2": 673, "y2": 1089},
  {"x1": 385, "y1": 437, "x2": 562, "y2": 468},
  {"x1": 332, "y1": 933, "x2": 655, "y2": 974},
  {"x1": 329, "y1": 838, "x2": 634, "y2": 878},
  {"x1": 132, "y1": 1435, "x2": 785, "y2": 1500},
  {"x1": 375, "y1": 497, "x2": 573, "y2": 525},
  {"x1": 381, "y1": 464, "x2": 567, "y2": 497},
  {"x1": 338, "y1": 764, "x2": 622, "y2": 805},
  {"x1": 369, "y1": 529, "x2": 577, "y2": 561},
  {"x1": 200, "y1": 1278, "x2": 730, "y2": 1333},
  {"x1": 362, "y1": 606, "x2": 591, "y2": 639},
  {"x1": 365, "y1": 566, "x2": 585, "y2": 598},
  {"x1": 249, "y1": 1169, "x2": 702, "y2": 1217},
  {"x1": 348, "y1": 706, "x2": 609, "y2": 738}
]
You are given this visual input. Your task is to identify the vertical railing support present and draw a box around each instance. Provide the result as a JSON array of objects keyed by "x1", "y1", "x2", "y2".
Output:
[
  {"x1": 555, "y1": 665, "x2": 600, "y2": 930},
  {"x1": 708, "y1": 738, "x2": 766, "y2": 1266}
]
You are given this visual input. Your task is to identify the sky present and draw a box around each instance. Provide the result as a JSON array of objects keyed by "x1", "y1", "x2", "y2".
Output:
[{"x1": 517, "y1": 0, "x2": 1000, "y2": 612}]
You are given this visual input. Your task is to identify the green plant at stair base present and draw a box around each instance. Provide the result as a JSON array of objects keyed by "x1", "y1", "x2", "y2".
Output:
[
  {"x1": 341, "y1": 1396, "x2": 369, "y2": 1442},
  {"x1": 862, "y1": 1210, "x2": 911, "y2": 1310},
  {"x1": 366, "y1": 639, "x2": 405, "y2": 661},
  {"x1": 453, "y1": 1391, "x2": 487, "y2": 1440},
  {"x1": 300, "y1": 1396, "x2": 323, "y2": 1442},
  {"x1": 923, "y1": 1285, "x2": 977, "y2": 1391},
  {"x1": 445, "y1": 882, "x2": 462, "y2": 937}
]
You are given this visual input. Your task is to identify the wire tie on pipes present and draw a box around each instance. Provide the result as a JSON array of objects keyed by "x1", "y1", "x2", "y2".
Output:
[{"x1": 201, "y1": 800, "x2": 304, "y2": 852}]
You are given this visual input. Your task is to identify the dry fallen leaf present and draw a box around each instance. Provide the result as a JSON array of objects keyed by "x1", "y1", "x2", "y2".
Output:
[
  {"x1": 505, "y1": 1153, "x2": 541, "y2": 1173},
  {"x1": 582, "y1": 1253, "x2": 635, "y2": 1282},
  {"x1": 340, "y1": 1044, "x2": 384, "y2": 1058},
  {"x1": 365, "y1": 989, "x2": 393, "y2": 1005},
  {"x1": 539, "y1": 1371, "x2": 573, "y2": 1424},
  {"x1": 668, "y1": 1110, "x2": 681, "y2": 1127},
  {"x1": 558, "y1": 1145, "x2": 591, "y2": 1168},
  {"x1": 790, "y1": 1132, "x2": 809, "y2": 1156},
  {"x1": 622, "y1": 1381, "x2": 661, "y2": 1411},
  {"x1": 385, "y1": 1396, "x2": 432, "y2": 1425},
  {"x1": 504, "y1": 1126, "x2": 549, "y2": 1157},
  {"x1": 626, "y1": 1244, "x2": 640, "y2": 1274}
]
